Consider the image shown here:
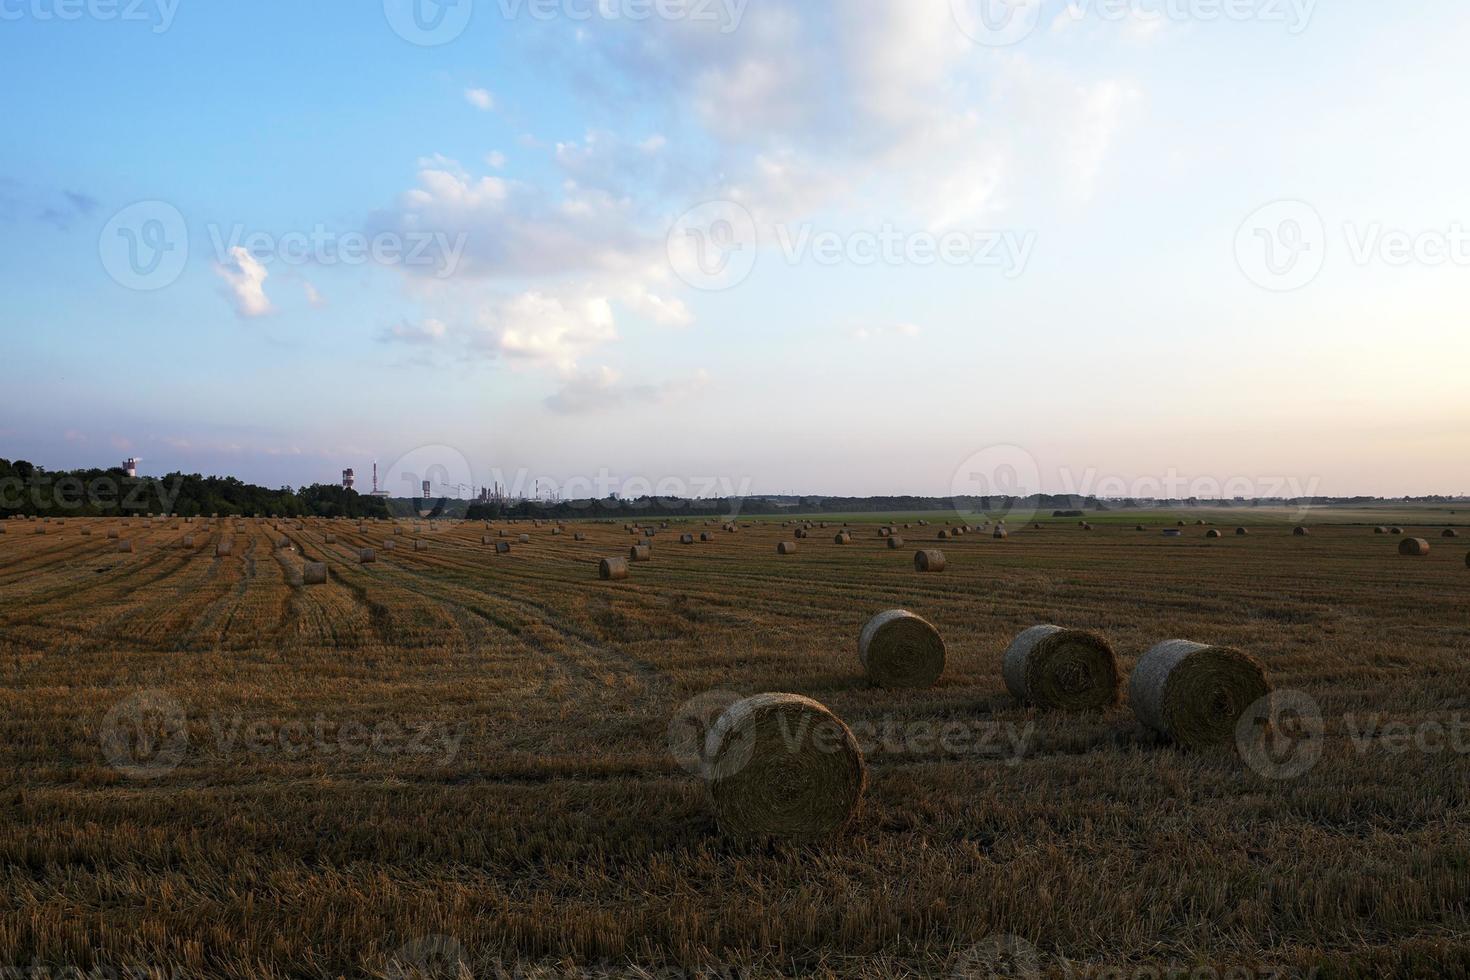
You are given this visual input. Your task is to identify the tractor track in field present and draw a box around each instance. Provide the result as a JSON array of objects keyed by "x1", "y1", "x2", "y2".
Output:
[{"x1": 351, "y1": 543, "x2": 670, "y2": 697}]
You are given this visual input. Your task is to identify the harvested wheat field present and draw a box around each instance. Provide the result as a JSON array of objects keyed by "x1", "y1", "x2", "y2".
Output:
[{"x1": 2, "y1": 512, "x2": 1469, "y2": 978}]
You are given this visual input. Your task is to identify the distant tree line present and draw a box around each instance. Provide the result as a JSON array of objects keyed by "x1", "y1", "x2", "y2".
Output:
[
  {"x1": 0, "y1": 459, "x2": 392, "y2": 519},
  {"x1": 465, "y1": 494, "x2": 1113, "y2": 521}
]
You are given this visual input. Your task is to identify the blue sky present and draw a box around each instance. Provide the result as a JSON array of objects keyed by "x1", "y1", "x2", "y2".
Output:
[{"x1": 2, "y1": 0, "x2": 1467, "y2": 498}]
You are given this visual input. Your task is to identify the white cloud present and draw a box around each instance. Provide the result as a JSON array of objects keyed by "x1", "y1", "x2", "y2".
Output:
[
  {"x1": 465, "y1": 88, "x2": 495, "y2": 111},
  {"x1": 303, "y1": 282, "x2": 325, "y2": 309},
  {"x1": 621, "y1": 283, "x2": 693, "y2": 328},
  {"x1": 214, "y1": 246, "x2": 273, "y2": 318},
  {"x1": 375, "y1": 157, "x2": 651, "y2": 280},
  {"x1": 371, "y1": 3, "x2": 1138, "y2": 417}
]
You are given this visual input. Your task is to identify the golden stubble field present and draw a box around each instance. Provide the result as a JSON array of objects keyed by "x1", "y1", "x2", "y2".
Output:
[{"x1": 1, "y1": 510, "x2": 1468, "y2": 979}]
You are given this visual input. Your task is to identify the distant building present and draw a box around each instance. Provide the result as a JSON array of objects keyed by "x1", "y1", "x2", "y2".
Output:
[
  {"x1": 123, "y1": 458, "x2": 139, "y2": 478},
  {"x1": 342, "y1": 468, "x2": 355, "y2": 491},
  {"x1": 422, "y1": 479, "x2": 432, "y2": 499}
]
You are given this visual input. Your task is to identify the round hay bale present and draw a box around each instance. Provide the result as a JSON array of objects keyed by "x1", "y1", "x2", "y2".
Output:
[
  {"x1": 394, "y1": 527, "x2": 404, "y2": 535},
  {"x1": 1292, "y1": 527, "x2": 1309, "y2": 537},
  {"x1": 359, "y1": 548, "x2": 376, "y2": 563},
  {"x1": 495, "y1": 541, "x2": 511, "y2": 554},
  {"x1": 216, "y1": 540, "x2": 233, "y2": 557},
  {"x1": 599, "y1": 557, "x2": 629, "y2": 580},
  {"x1": 1205, "y1": 529, "x2": 1222, "y2": 539},
  {"x1": 834, "y1": 531, "x2": 852, "y2": 545},
  {"x1": 794, "y1": 528, "x2": 809, "y2": 539},
  {"x1": 1442, "y1": 529, "x2": 1458, "y2": 538},
  {"x1": 1373, "y1": 527, "x2": 1387, "y2": 535},
  {"x1": 325, "y1": 534, "x2": 336, "y2": 544},
  {"x1": 574, "y1": 532, "x2": 587, "y2": 542},
  {"x1": 1390, "y1": 527, "x2": 1404, "y2": 535},
  {"x1": 776, "y1": 541, "x2": 797, "y2": 555},
  {"x1": 518, "y1": 534, "x2": 531, "y2": 544},
  {"x1": 107, "y1": 529, "x2": 119, "y2": 539},
  {"x1": 414, "y1": 540, "x2": 428, "y2": 552},
  {"x1": 1135, "y1": 525, "x2": 1147, "y2": 532},
  {"x1": 1129, "y1": 639, "x2": 1269, "y2": 750},
  {"x1": 914, "y1": 549, "x2": 946, "y2": 573},
  {"x1": 1399, "y1": 537, "x2": 1430, "y2": 557},
  {"x1": 1162, "y1": 529, "x2": 1183, "y2": 538},
  {"x1": 303, "y1": 562, "x2": 328, "y2": 585},
  {"x1": 700, "y1": 532, "x2": 713, "y2": 542},
  {"x1": 1082, "y1": 523, "x2": 1094, "y2": 532},
  {"x1": 117, "y1": 540, "x2": 133, "y2": 553},
  {"x1": 1235, "y1": 527, "x2": 1249, "y2": 536},
  {"x1": 937, "y1": 529, "x2": 950, "y2": 540},
  {"x1": 629, "y1": 544, "x2": 652, "y2": 562},
  {"x1": 482, "y1": 535, "x2": 495, "y2": 545},
  {"x1": 859, "y1": 610, "x2": 945, "y2": 688},
  {"x1": 704, "y1": 693, "x2": 865, "y2": 840},
  {"x1": 275, "y1": 536, "x2": 290, "y2": 549},
  {"x1": 886, "y1": 535, "x2": 904, "y2": 549},
  {"x1": 383, "y1": 539, "x2": 397, "y2": 551},
  {"x1": 993, "y1": 528, "x2": 1008, "y2": 540},
  {"x1": 1003, "y1": 626, "x2": 1120, "y2": 711}
]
